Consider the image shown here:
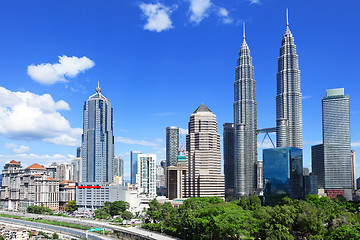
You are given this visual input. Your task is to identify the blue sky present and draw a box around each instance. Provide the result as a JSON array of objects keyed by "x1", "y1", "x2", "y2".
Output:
[{"x1": 0, "y1": 0, "x2": 359, "y2": 181}]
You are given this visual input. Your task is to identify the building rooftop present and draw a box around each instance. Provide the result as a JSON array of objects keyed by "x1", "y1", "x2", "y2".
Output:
[
  {"x1": 193, "y1": 104, "x2": 212, "y2": 113},
  {"x1": 60, "y1": 180, "x2": 75, "y2": 184},
  {"x1": 46, "y1": 177, "x2": 59, "y2": 181},
  {"x1": 25, "y1": 163, "x2": 46, "y2": 170},
  {"x1": 9, "y1": 160, "x2": 21, "y2": 165}
]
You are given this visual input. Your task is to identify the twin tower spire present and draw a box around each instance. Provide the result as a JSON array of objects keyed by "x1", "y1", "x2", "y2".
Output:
[{"x1": 234, "y1": 9, "x2": 303, "y2": 197}]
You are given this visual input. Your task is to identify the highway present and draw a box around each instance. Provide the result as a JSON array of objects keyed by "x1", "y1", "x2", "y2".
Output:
[
  {"x1": 0, "y1": 211, "x2": 178, "y2": 240},
  {"x1": 0, "y1": 216, "x2": 113, "y2": 240}
]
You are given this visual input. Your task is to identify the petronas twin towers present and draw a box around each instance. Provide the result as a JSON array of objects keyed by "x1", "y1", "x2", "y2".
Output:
[{"x1": 234, "y1": 11, "x2": 303, "y2": 197}]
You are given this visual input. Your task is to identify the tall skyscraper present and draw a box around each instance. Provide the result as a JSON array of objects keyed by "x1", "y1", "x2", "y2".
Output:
[
  {"x1": 113, "y1": 156, "x2": 124, "y2": 178},
  {"x1": 312, "y1": 88, "x2": 351, "y2": 199},
  {"x1": 276, "y1": 10, "x2": 303, "y2": 149},
  {"x1": 130, "y1": 151, "x2": 142, "y2": 184},
  {"x1": 81, "y1": 85, "x2": 114, "y2": 183},
  {"x1": 137, "y1": 154, "x2": 156, "y2": 196},
  {"x1": 166, "y1": 127, "x2": 179, "y2": 167},
  {"x1": 185, "y1": 104, "x2": 225, "y2": 198},
  {"x1": 234, "y1": 24, "x2": 257, "y2": 197},
  {"x1": 223, "y1": 123, "x2": 235, "y2": 199}
]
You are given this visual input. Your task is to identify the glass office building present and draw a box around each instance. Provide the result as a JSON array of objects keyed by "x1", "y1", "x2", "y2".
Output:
[
  {"x1": 263, "y1": 147, "x2": 303, "y2": 199},
  {"x1": 81, "y1": 85, "x2": 114, "y2": 183},
  {"x1": 130, "y1": 151, "x2": 142, "y2": 184}
]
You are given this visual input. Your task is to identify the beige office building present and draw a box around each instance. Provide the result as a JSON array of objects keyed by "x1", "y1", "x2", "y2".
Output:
[
  {"x1": 185, "y1": 104, "x2": 225, "y2": 198},
  {"x1": 167, "y1": 162, "x2": 187, "y2": 200}
]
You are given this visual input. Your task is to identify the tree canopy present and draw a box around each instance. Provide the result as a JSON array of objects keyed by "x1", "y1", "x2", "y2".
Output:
[
  {"x1": 142, "y1": 195, "x2": 360, "y2": 239},
  {"x1": 65, "y1": 201, "x2": 77, "y2": 213}
]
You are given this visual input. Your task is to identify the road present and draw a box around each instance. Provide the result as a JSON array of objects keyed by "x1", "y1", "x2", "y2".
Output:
[
  {"x1": 0, "y1": 211, "x2": 178, "y2": 240},
  {"x1": 0, "y1": 216, "x2": 114, "y2": 240}
]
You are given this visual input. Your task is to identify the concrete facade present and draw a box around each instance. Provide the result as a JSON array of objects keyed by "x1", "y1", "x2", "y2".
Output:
[{"x1": 185, "y1": 104, "x2": 225, "y2": 198}]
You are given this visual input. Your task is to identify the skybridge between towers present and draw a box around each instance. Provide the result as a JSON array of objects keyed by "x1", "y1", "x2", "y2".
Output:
[{"x1": 256, "y1": 127, "x2": 276, "y2": 148}]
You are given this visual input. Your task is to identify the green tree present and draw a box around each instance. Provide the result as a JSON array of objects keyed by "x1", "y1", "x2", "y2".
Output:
[
  {"x1": 52, "y1": 232, "x2": 59, "y2": 239},
  {"x1": 94, "y1": 208, "x2": 110, "y2": 219},
  {"x1": 65, "y1": 201, "x2": 77, "y2": 213},
  {"x1": 122, "y1": 211, "x2": 133, "y2": 220},
  {"x1": 38, "y1": 231, "x2": 50, "y2": 239},
  {"x1": 109, "y1": 201, "x2": 130, "y2": 216},
  {"x1": 329, "y1": 224, "x2": 360, "y2": 240}
]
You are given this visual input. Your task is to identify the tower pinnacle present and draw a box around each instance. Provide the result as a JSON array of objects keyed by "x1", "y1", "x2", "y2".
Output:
[
  {"x1": 286, "y1": 8, "x2": 289, "y2": 26},
  {"x1": 96, "y1": 81, "x2": 101, "y2": 93},
  {"x1": 243, "y1": 22, "x2": 246, "y2": 39}
]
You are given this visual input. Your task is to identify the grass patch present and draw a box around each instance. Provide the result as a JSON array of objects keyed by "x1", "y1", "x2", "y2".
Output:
[
  {"x1": 33, "y1": 219, "x2": 90, "y2": 230},
  {"x1": 0, "y1": 214, "x2": 90, "y2": 231},
  {"x1": 0, "y1": 214, "x2": 22, "y2": 219}
]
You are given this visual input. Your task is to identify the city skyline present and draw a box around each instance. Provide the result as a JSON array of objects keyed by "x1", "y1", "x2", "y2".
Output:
[{"x1": 0, "y1": 0, "x2": 359, "y2": 182}]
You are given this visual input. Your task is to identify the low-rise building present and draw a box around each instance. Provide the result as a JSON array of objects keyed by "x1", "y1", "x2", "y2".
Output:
[{"x1": 1, "y1": 161, "x2": 74, "y2": 211}]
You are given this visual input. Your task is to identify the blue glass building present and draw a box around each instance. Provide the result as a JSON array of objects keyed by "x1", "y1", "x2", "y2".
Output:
[
  {"x1": 263, "y1": 147, "x2": 303, "y2": 199},
  {"x1": 130, "y1": 151, "x2": 142, "y2": 184},
  {"x1": 81, "y1": 85, "x2": 114, "y2": 183}
]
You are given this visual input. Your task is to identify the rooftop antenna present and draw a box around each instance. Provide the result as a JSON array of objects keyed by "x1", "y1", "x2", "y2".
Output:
[
  {"x1": 286, "y1": 8, "x2": 289, "y2": 26},
  {"x1": 96, "y1": 80, "x2": 101, "y2": 93},
  {"x1": 243, "y1": 22, "x2": 246, "y2": 39}
]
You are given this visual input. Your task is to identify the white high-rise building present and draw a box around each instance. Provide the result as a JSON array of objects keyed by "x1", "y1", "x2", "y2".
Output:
[
  {"x1": 56, "y1": 163, "x2": 71, "y2": 183},
  {"x1": 137, "y1": 154, "x2": 156, "y2": 196},
  {"x1": 113, "y1": 156, "x2": 124, "y2": 178},
  {"x1": 81, "y1": 84, "x2": 114, "y2": 183},
  {"x1": 71, "y1": 157, "x2": 82, "y2": 183}
]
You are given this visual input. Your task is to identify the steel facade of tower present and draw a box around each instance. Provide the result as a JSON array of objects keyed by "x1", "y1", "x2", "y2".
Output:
[
  {"x1": 166, "y1": 127, "x2": 179, "y2": 167},
  {"x1": 81, "y1": 86, "x2": 114, "y2": 183},
  {"x1": 276, "y1": 19, "x2": 303, "y2": 149},
  {"x1": 234, "y1": 32, "x2": 257, "y2": 197},
  {"x1": 185, "y1": 104, "x2": 225, "y2": 198},
  {"x1": 322, "y1": 89, "x2": 351, "y2": 199}
]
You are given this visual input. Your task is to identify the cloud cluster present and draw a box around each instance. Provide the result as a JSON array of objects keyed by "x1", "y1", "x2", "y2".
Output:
[
  {"x1": 249, "y1": 0, "x2": 260, "y2": 4},
  {"x1": 5, "y1": 143, "x2": 31, "y2": 154},
  {"x1": 0, "y1": 87, "x2": 82, "y2": 146},
  {"x1": 217, "y1": 7, "x2": 232, "y2": 24},
  {"x1": 0, "y1": 152, "x2": 75, "y2": 168},
  {"x1": 140, "y1": 3, "x2": 174, "y2": 32},
  {"x1": 187, "y1": 0, "x2": 212, "y2": 24},
  {"x1": 115, "y1": 136, "x2": 159, "y2": 147},
  {"x1": 139, "y1": 1, "x2": 234, "y2": 31},
  {"x1": 27, "y1": 55, "x2": 95, "y2": 85}
]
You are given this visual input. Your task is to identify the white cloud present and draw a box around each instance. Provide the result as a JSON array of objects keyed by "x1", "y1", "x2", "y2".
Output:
[
  {"x1": 0, "y1": 152, "x2": 74, "y2": 168},
  {"x1": 12, "y1": 145, "x2": 30, "y2": 154},
  {"x1": 152, "y1": 112, "x2": 177, "y2": 116},
  {"x1": 217, "y1": 7, "x2": 232, "y2": 24},
  {"x1": 0, "y1": 86, "x2": 81, "y2": 146},
  {"x1": 249, "y1": 0, "x2": 260, "y2": 4},
  {"x1": 187, "y1": 0, "x2": 212, "y2": 24},
  {"x1": 5, "y1": 143, "x2": 17, "y2": 149},
  {"x1": 115, "y1": 136, "x2": 159, "y2": 146},
  {"x1": 140, "y1": 3, "x2": 174, "y2": 32},
  {"x1": 351, "y1": 142, "x2": 360, "y2": 147},
  {"x1": 27, "y1": 55, "x2": 95, "y2": 85},
  {"x1": 179, "y1": 128, "x2": 188, "y2": 135},
  {"x1": 302, "y1": 95, "x2": 312, "y2": 100}
]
